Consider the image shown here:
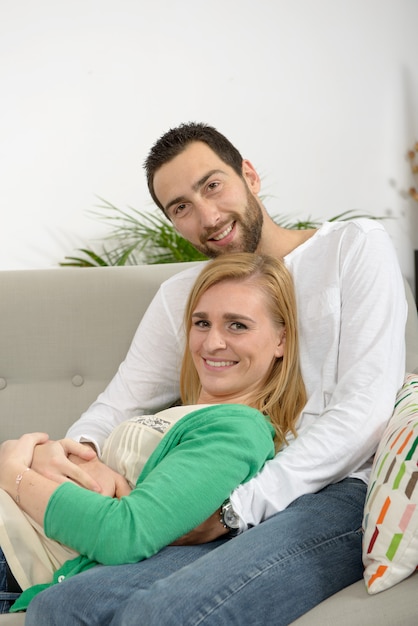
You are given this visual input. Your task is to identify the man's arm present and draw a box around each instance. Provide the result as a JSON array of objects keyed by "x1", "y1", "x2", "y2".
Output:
[
  {"x1": 171, "y1": 509, "x2": 227, "y2": 545},
  {"x1": 172, "y1": 499, "x2": 245, "y2": 544},
  {"x1": 172, "y1": 222, "x2": 408, "y2": 544},
  {"x1": 230, "y1": 222, "x2": 407, "y2": 528}
]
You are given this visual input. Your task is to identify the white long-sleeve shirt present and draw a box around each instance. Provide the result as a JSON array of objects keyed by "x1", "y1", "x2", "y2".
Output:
[{"x1": 67, "y1": 219, "x2": 407, "y2": 528}]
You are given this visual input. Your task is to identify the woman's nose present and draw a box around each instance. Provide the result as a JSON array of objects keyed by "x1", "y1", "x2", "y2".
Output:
[{"x1": 204, "y1": 328, "x2": 227, "y2": 351}]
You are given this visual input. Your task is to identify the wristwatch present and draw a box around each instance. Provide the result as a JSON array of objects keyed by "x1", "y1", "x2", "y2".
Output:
[{"x1": 220, "y1": 499, "x2": 241, "y2": 536}]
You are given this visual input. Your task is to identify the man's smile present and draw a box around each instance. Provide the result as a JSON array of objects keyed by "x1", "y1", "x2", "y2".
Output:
[{"x1": 211, "y1": 223, "x2": 234, "y2": 241}]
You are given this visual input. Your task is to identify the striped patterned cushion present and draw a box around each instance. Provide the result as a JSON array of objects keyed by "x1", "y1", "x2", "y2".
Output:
[{"x1": 363, "y1": 373, "x2": 418, "y2": 594}]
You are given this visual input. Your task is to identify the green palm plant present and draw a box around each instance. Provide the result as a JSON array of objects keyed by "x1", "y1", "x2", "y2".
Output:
[
  {"x1": 60, "y1": 199, "x2": 382, "y2": 267},
  {"x1": 60, "y1": 199, "x2": 207, "y2": 267}
]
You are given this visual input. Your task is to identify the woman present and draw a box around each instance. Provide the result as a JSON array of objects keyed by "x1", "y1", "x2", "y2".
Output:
[{"x1": 0, "y1": 252, "x2": 306, "y2": 613}]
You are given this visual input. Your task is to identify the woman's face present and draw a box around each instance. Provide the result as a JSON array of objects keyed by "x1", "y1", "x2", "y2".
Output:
[{"x1": 188, "y1": 278, "x2": 286, "y2": 405}]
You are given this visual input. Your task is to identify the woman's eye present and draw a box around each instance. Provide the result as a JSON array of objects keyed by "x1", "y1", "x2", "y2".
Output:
[
  {"x1": 230, "y1": 322, "x2": 247, "y2": 331},
  {"x1": 194, "y1": 320, "x2": 210, "y2": 328}
]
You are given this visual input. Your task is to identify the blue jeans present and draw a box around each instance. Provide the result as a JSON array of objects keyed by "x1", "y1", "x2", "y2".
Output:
[
  {"x1": 0, "y1": 548, "x2": 21, "y2": 614},
  {"x1": 26, "y1": 478, "x2": 366, "y2": 626}
]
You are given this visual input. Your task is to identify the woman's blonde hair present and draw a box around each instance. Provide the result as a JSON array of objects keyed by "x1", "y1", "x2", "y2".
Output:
[{"x1": 180, "y1": 253, "x2": 307, "y2": 449}]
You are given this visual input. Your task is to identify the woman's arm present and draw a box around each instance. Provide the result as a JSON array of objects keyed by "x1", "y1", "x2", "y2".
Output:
[
  {"x1": 44, "y1": 405, "x2": 275, "y2": 565},
  {"x1": 1, "y1": 407, "x2": 273, "y2": 565},
  {"x1": 0, "y1": 433, "x2": 59, "y2": 526},
  {"x1": 0, "y1": 434, "x2": 131, "y2": 527}
]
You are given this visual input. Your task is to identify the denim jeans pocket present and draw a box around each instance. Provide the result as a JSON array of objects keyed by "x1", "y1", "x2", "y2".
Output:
[
  {"x1": 1, "y1": 547, "x2": 22, "y2": 613},
  {"x1": 0, "y1": 591, "x2": 21, "y2": 614}
]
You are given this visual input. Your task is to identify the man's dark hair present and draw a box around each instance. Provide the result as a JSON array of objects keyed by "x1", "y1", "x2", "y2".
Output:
[{"x1": 144, "y1": 122, "x2": 244, "y2": 211}]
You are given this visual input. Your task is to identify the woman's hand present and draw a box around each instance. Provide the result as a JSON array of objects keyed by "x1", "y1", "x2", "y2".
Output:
[
  {"x1": 31, "y1": 438, "x2": 102, "y2": 492},
  {"x1": 0, "y1": 432, "x2": 49, "y2": 495},
  {"x1": 68, "y1": 454, "x2": 132, "y2": 498}
]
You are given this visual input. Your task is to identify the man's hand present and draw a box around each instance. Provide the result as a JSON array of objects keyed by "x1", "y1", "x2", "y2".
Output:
[
  {"x1": 31, "y1": 438, "x2": 101, "y2": 492},
  {"x1": 171, "y1": 509, "x2": 230, "y2": 545},
  {"x1": 68, "y1": 454, "x2": 131, "y2": 498}
]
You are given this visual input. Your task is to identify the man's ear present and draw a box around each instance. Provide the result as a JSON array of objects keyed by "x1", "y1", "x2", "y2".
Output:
[
  {"x1": 274, "y1": 329, "x2": 286, "y2": 358},
  {"x1": 242, "y1": 159, "x2": 261, "y2": 193}
]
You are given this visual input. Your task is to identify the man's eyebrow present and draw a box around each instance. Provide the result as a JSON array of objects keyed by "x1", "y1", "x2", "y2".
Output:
[
  {"x1": 192, "y1": 169, "x2": 225, "y2": 192},
  {"x1": 165, "y1": 195, "x2": 187, "y2": 213},
  {"x1": 165, "y1": 169, "x2": 226, "y2": 213}
]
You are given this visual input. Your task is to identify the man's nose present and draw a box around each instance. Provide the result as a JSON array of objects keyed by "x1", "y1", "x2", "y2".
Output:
[{"x1": 196, "y1": 200, "x2": 221, "y2": 228}]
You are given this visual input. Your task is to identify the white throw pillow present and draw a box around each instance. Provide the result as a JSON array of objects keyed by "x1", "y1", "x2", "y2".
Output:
[{"x1": 363, "y1": 373, "x2": 418, "y2": 593}]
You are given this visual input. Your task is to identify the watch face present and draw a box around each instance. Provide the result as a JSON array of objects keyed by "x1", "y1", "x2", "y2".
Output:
[{"x1": 223, "y1": 504, "x2": 240, "y2": 529}]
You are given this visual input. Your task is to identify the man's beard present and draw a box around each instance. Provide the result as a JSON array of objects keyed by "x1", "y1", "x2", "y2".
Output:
[{"x1": 195, "y1": 189, "x2": 264, "y2": 259}]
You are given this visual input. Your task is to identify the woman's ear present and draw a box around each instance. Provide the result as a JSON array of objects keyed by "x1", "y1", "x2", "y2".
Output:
[{"x1": 274, "y1": 329, "x2": 286, "y2": 358}]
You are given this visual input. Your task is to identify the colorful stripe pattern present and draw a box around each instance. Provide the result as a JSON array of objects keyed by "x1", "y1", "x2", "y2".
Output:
[{"x1": 363, "y1": 373, "x2": 418, "y2": 594}]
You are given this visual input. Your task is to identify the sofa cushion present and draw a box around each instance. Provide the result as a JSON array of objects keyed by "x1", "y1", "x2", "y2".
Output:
[
  {"x1": 289, "y1": 573, "x2": 418, "y2": 625},
  {"x1": 362, "y1": 373, "x2": 418, "y2": 593}
]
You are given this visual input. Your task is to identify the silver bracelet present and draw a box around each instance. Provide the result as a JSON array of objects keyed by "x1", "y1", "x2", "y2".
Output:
[{"x1": 15, "y1": 467, "x2": 31, "y2": 504}]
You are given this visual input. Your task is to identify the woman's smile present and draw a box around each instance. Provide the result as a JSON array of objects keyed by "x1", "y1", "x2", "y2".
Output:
[{"x1": 203, "y1": 358, "x2": 238, "y2": 369}]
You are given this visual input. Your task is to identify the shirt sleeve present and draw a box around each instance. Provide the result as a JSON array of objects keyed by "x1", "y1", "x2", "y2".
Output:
[
  {"x1": 45, "y1": 405, "x2": 275, "y2": 564},
  {"x1": 231, "y1": 222, "x2": 407, "y2": 527}
]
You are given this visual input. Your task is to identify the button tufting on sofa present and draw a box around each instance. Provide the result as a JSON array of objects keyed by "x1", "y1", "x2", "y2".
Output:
[
  {"x1": 71, "y1": 375, "x2": 84, "y2": 387},
  {"x1": 0, "y1": 378, "x2": 7, "y2": 390}
]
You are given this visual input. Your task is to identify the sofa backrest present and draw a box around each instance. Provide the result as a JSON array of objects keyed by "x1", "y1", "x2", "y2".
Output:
[
  {"x1": 405, "y1": 278, "x2": 418, "y2": 375},
  {"x1": 1, "y1": 264, "x2": 417, "y2": 443},
  {"x1": 0, "y1": 263, "x2": 199, "y2": 442}
]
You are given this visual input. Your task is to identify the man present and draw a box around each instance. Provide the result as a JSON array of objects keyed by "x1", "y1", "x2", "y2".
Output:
[{"x1": 26, "y1": 123, "x2": 407, "y2": 625}]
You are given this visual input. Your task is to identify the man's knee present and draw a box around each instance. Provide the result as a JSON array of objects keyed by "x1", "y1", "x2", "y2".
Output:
[{"x1": 25, "y1": 588, "x2": 60, "y2": 626}]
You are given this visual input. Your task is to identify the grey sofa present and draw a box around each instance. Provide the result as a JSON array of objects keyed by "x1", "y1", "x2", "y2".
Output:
[{"x1": 1, "y1": 262, "x2": 417, "y2": 625}]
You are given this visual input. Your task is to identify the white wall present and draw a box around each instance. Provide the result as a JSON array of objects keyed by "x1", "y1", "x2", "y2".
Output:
[{"x1": 1, "y1": 0, "x2": 417, "y2": 287}]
